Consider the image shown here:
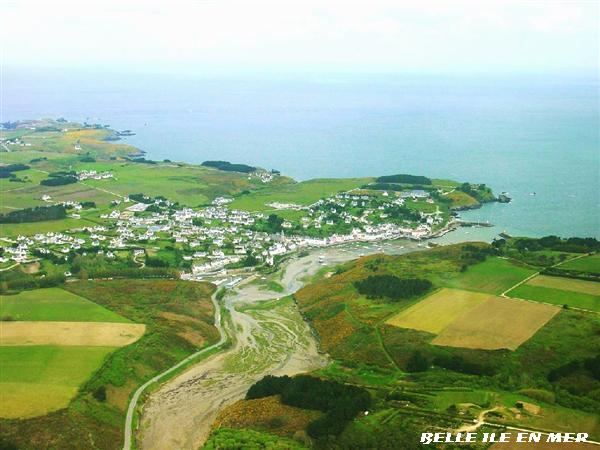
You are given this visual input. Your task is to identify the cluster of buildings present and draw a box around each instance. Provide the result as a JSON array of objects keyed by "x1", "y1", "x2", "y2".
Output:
[
  {"x1": 76, "y1": 170, "x2": 114, "y2": 181},
  {"x1": 1, "y1": 188, "x2": 452, "y2": 282}
]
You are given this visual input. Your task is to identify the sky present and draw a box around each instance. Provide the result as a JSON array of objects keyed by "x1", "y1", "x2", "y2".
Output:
[{"x1": 1, "y1": 0, "x2": 598, "y2": 76}]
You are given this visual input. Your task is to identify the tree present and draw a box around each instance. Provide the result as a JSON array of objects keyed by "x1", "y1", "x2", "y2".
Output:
[{"x1": 406, "y1": 351, "x2": 429, "y2": 372}]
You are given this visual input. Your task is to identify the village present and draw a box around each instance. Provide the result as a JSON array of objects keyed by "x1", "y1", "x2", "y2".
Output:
[{"x1": 0, "y1": 187, "x2": 452, "y2": 285}]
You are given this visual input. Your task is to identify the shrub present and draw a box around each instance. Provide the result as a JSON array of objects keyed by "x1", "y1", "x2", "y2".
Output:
[
  {"x1": 93, "y1": 386, "x2": 107, "y2": 402},
  {"x1": 354, "y1": 275, "x2": 432, "y2": 301},
  {"x1": 246, "y1": 375, "x2": 371, "y2": 439},
  {"x1": 376, "y1": 174, "x2": 432, "y2": 185}
]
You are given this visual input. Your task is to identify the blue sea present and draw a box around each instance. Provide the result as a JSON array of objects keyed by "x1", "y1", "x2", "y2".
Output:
[{"x1": 3, "y1": 69, "x2": 598, "y2": 239}]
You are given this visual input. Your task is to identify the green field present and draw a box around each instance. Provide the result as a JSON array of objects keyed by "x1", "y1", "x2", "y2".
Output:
[
  {"x1": 230, "y1": 177, "x2": 373, "y2": 211},
  {"x1": 527, "y1": 275, "x2": 600, "y2": 296},
  {"x1": 437, "y1": 257, "x2": 537, "y2": 295},
  {"x1": 0, "y1": 287, "x2": 130, "y2": 322},
  {"x1": 83, "y1": 162, "x2": 265, "y2": 206},
  {"x1": 0, "y1": 345, "x2": 115, "y2": 418},
  {"x1": 0, "y1": 215, "x2": 100, "y2": 238},
  {"x1": 559, "y1": 253, "x2": 600, "y2": 273},
  {"x1": 510, "y1": 284, "x2": 600, "y2": 312}
]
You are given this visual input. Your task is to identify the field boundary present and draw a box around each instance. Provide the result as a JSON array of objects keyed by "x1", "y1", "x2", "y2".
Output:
[{"x1": 122, "y1": 291, "x2": 227, "y2": 450}]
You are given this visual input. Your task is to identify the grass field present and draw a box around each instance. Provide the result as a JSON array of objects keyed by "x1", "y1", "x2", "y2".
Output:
[
  {"x1": 438, "y1": 257, "x2": 537, "y2": 295},
  {"x1": 526, "y1": 275, "x2": 600, "y2": 296},
  {"x1": 386, "y1": 288, "x2": 489, "y2": 333},
  {"x1": 0, "y1": 286, "x2": 144, "y2": 420},
  {"x1": 445, "y1": 190, "x2": 478, "y2": 208},
  {"x1": 1, "y1": 321, "x2": 145, "y2": 346},
  {"x1": 432, "y1": 296, "x2": 559, "y2": 350},
  {"x1": 0, "y1": 345, "x2": 115, "y2": 418},
  {"x1": 509, "y1": 284, "x2": 599, "y2": 312},
  {"x1": 559, "y1": 253, "x2": 600, "y2": 274},
  {"x1": 229, "y1": 177, "x2": 373, "y2": 211},
  {"x1": 83, "y1": 162, "x2": 263, "y2": 206},
  {"x1": 0, "y1": 216, "x2": 101, "y2": 238},
  {"x1": 0, "y1": 287, "x2": 130, "y2": 322}
]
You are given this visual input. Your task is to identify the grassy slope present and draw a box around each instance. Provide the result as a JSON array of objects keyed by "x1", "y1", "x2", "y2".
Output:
[
  {"x1": 230, "y1": 177, "x2": 374, "y2": 211},
  {"x1": 559, "y1": 253, "x2": 600, "y2": 273},
  {"x1": 0, "y1": 287, "x2": 130, "y2": 322},
  {"x1": 0, "y1": 279, "x2": 219, "y2": 450},
  {"x1": 434, "y1": 256, "x2": 537, "y2": 295},
  {"x1": 510, "y1": 284, "x2": 600, "y2": 312}
]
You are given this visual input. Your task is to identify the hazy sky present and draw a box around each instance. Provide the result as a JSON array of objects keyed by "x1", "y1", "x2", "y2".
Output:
[{"x1": 1, "y1": 0, "x2": 598, "y2": 76}]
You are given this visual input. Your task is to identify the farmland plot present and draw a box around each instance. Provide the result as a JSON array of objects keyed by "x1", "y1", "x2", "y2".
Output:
[{"x1": 432, "y1": 296, "x2": 559, "y2": 350}]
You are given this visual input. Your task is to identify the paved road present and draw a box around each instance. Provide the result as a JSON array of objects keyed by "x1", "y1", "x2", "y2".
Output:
[{"x1": 122, "y1": 291, "x2": 227, "y2": 450}]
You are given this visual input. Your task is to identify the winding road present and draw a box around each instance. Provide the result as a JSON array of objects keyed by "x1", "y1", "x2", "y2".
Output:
[
  {"x1": 130, "y1": 241, "x2": 421, "y2": 450},
  {"x1": 122, "y1": 292, "x2": 227, "y2": 450}
]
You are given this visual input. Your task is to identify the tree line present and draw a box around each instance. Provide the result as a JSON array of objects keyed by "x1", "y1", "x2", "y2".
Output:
[
  {"x1": 354, "y1": 275, "x2": 432, "y2": 301},
  {"x1": 246, "y1": 375, "x2": 371, "y2": 439},
  {"x1": 202, "y1": 160, "x2": 256, "y2": 173},
  {"x1": 0, "y1": 164, "x2": 29, "y2": 179},
  {"x1": 0, "y1": 205, "x2": 67, "y2": 223},
  {"x1": 376, "y1": 174, "x2": 432, "y2": 185}
]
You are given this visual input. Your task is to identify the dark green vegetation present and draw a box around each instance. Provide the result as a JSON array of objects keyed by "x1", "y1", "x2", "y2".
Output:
[
  {"x1": 494, "y1": 235, "x2": 600, "y2": 268},
  {"x1": 247, "y1": 375, "x2": 371, "y2": 439},
  {"x1": 376, "y1": 174, "x2": 432, "y2": 185},
  {"x1": 456, "y1": 182, "x2": 495, "y2": 203},
  {"x1": 40, "y1": 174, "x2": 77, "y2": 186},
  {"x1": 204, "y1": 428, "x2": 309, "y2": 450},
  {"x1": 0, "y1": 264, "x2": 66, "y2": 293},
  {"x1": 0, "y1": 205, "x2": 66, "y2": 223},
  {"x1": 0, "y1": 163, "x2": 30, "y2": 178},
  {"x1": 0, "y1": 280, "x2": 218, "y2": 450},
  {"x1": 354, "y1": 275, "x2": 432, "y2": 301},
  {"x1": 70, "y1": 253, "x2": 178, "y2": 280},
  {"x1": 202, "y1": 160, "x2": 257, "y2": 173}
]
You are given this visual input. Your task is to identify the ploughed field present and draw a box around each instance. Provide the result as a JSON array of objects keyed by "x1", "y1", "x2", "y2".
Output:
[{"x1": 386, "y1": 288, "x2": 559, "y2": 350}]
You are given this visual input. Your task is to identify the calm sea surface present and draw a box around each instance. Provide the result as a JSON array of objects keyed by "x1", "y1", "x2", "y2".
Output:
[{"x1": 3, "y1": 70, "x2": 598, "y2": 238}]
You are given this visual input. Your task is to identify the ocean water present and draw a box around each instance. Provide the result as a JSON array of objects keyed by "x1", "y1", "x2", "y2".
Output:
[{"x1": 3, "y1": 69, "x2": 598, "y2": 238}]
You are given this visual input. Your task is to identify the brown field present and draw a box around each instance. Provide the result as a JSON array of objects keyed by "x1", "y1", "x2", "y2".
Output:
[
  {"x1": 527, "y1": 275, "x2": 600, "y2": 296},
  {"x1": 386, "y1": 288, "x2": 489, "y2": 334},
  {"x1": 432, "y1": 296, "x2": 559, "y2": 350},
  {"x1": 0, "y1": 321, "x2": 145, "y2": 346}
]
